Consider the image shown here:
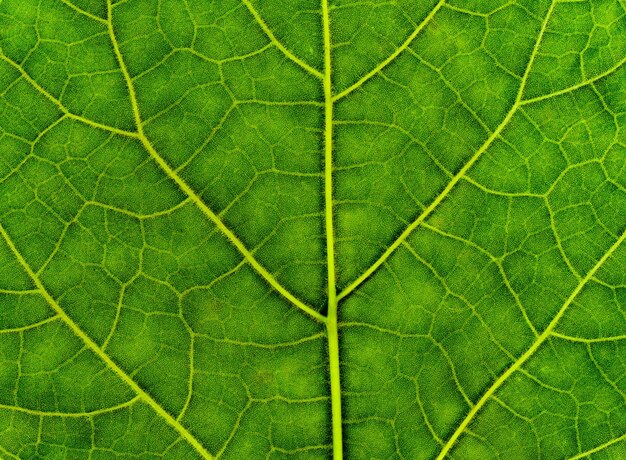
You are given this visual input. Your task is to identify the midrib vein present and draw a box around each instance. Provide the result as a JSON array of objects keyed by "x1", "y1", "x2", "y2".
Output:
[
  {"x1": 337, "y1": 0, "x2": 557, "y2": 303},
  {"x1": 322, "y1": 2, "x2": 337, "y2": 312},
  {"x1": 436, "y1": 225, "x2": 626, "y2": 459},
  {"x1": 105, "y1": 1, "x2": 324, "y2": 324},
  {"x1": 0, "y1": 223, "x2": 214, "y2": 460},
  {"x1": 321, "y1": 0, "x2": 344, "y2": 458}
]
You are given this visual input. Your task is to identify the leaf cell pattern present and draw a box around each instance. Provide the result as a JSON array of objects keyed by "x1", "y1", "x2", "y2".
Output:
[{"x1": 1, "y1": 0, "x2": 626, "y2": 459}]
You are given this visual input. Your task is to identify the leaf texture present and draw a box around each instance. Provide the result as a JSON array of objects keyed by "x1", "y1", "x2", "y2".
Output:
[{"x1": 1, "y1": 0, "x2": 626, "y2": 459}]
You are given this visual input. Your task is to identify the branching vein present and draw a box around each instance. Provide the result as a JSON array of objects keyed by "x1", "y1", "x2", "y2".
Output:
[
  {"x1": 105, "y1": 0, "x2": 325, "y2": 324},
  {"x1": 0, "y1": 223, "x2": 214, "y2": 460},
  {"x1": 241, "y1": 0, "x2": 324, "y2": 80},
  {"x1": 0, "y1": 54, "x2": 138, "y2": 138},
  {"x1": 337, "y1": 0, "x2": 556, "y2": 303},
  {"x1": 436, "y1": 224, "x2": 626, "y2": 459},
  {"x1": 332, "y1": 0, "x2": 445, "y2": 102}
]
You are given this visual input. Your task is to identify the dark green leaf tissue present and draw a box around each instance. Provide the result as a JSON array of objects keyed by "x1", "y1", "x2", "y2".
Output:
[{"x1": 1, "y1": 0, "x2": 626, "y2": 459}]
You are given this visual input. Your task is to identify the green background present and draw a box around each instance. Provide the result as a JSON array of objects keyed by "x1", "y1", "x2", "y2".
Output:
[{"x1": 1, "y1": 0, "x2": 626, "y2": 458}]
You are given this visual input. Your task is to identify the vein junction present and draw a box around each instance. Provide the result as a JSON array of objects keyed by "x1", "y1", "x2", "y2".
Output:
[{"x1": 1, "y1": 0, "x2": 626, "y2": 458}]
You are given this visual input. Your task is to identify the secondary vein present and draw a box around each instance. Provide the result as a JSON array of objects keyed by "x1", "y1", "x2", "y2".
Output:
[
  {"x1": 0, "y1": 54, "x2": 138, "y2": 138},
  {"x1": 568, "y1": 430, "x2": 626, "y2": 459},
  {"x1": 336, "y1": 0, "x2": 556, "y2": 303},
  {"x1": 59, "y1": 0, "x2": 107, "y2": 24},
  {"x1": 241, "y1": 0, "x2": 324, "y2": 80},
  {"x1": 105, "y1": 0, "x2": 324, "y2": 324},
  {"x1": 436, "y1": 224, "x2": 626, "y2": 459},
  {"x1": 0, "y1": 223, "x2": 214, "y2": 460},
  {"x1": 331, "y1": 0, "x2": 445, "y2": 102}
]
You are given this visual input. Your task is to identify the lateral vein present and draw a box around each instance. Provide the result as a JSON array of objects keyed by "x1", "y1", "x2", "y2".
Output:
[
  {"x1": 432, "y1": 7, "x2": 585, "y2": 456},
  {"x1": 0, "y1": 445, "x2": 19, "y2": 460},
  {"x1": 0, "y1": 397, "x2": 141, "y2": 418},
  {"x1": 521, "y1": 53, "x2": 626, "y2": 105},
  {"x1": 0, "y1": 223, "x2": 214, "y2": 460},
  {"x1": 105, "y1": 1, "x2": 325, "y2": 324},
  {"x1": 332, "y1": 0, "x2": 445, "y2": 102},
  {"x1": 241, "y1": 0, "x2": 324, "y2": 80},
  {"x1": 0, "y1": 54, "x2": 139, "y2": 138},
  {"x1": 436, "y1": 225, "x2": 626, "y2": 459},
  {"x1": 337, "y1": 0, "x2": 555, "y2": 303},
  {"x1": 568, "y1": 431, "x2": 626, "y2": 459},
  {"x1": 59, "y1": 0, "x2": 108, "y2": 24}
]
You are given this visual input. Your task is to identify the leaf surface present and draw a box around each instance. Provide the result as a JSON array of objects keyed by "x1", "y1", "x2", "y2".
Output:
[{"x1": 1, "y1": 0, "x2": 626, "y2": 459}]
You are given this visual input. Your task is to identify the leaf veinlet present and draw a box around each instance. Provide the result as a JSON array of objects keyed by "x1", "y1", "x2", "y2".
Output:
[
  {"x1": 0, "y1": 223, "x2": 214, "y2": 459},
  {"x1": 3, "y1": 0, "x2": 626, "y2": 457},
  {"x1": 0, "y1": 1, "x2": 325, "y2": 458},
  {"x1": 437, "y1": 227, "x2": 626, "y2": 459}
]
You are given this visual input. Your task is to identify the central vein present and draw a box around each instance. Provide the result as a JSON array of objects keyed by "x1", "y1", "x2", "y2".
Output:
[
  {"x1": 322, "y1": 0, "x2": 336, "y2": 302},
  {"x1": 321, "y1": 0, "x2": 344, "y2": 458}
]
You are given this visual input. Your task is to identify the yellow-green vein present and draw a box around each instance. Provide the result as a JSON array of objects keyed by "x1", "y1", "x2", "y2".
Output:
[
  {"x1": 521, "y1": 53, "x2": 626, "y2": 106},
  {"x1": 331, "y1": 0, "x2": 445, "y2": 102},
  {"x1": 0, "y1": 444, "x2": 19, "y2": 460},
  {"x1": 436, "y1": 224, "x2": 626, "y2": 459},
  {"x1": 241, "y1": 0, "x2": 324, "y2": 80},
  {"x1": 0, "y1": 397, "x2": 141, "y2": 418},
  {"x1": 0, "y1": 54, "x2": 138, "y2": 138},
  {"x1": 337, "y1": 0, "x2": 557, "y2": 303},
  {"x1": 59, "y1": 0, "x2": 107, "y2": 24},
  {"x1": 106, "y1": 0, "x2": 325, "y2": 324},
  {"x1": 0, "y1": 223, "x2": 214, "y2": 460},
  {"x1": 321, "y1": 0, "x2": 344, "y2": 458},
  {"x1": 568, "y1": 431, "x2": 626, "y2": 459}
]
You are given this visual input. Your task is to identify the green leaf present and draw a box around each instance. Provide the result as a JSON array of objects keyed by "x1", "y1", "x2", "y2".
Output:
[{"x1": 1, "y1": 0, "x2": 626, "y2": 458}]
